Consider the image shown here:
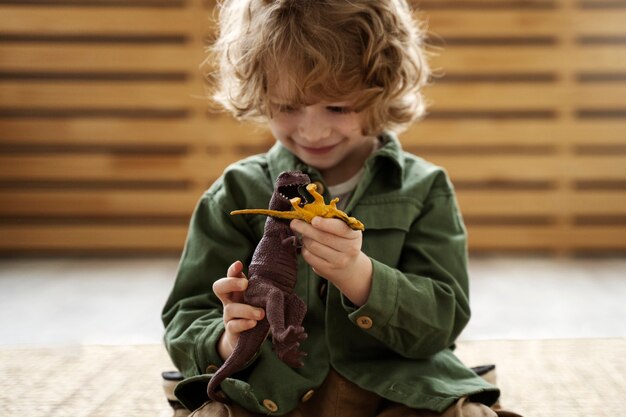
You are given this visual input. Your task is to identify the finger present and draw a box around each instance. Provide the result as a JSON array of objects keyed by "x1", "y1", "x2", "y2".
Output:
[
  {"x1": 291, "y1": 219, "x2": 321, "y2": 241},
  {"x1": 301, "y1": 245, "x2": 333, "y2": 276},
  {"x1": 311, "y1": 217, "x2": 359, "y2": 238},
  {"x1": 300, "y1": 235, "x2": 340, "y2": 264},
  {"x1": 227, "y1": 260, "x2": 246, "y2": 278},
  {"x1": 300, "y1": 222, "x2": 357, "y2": 253},
  {"x1": 225, "y1": 318, "x2": 259, "y2": 335},
  {"x1": 290, "y1": 219, "x2": 307, "y2": 234},
  {"x1": 212, "y1": 277, "x2": 248, "y2": 305},
  {"x1": 223, "y1": 302, "x2": 265, "y2": 323}
]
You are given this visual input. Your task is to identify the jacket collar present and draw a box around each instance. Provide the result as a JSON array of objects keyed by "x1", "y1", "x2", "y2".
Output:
[
  {"x1": 368, "y1": 131, "x2": 404, "y2": 189},
  {"x1": 266, "y1": 131, "x2": 405, "y2": 188}
]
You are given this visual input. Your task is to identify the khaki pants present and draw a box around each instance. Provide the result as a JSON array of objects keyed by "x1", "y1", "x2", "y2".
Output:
[{"x1": 190, "y1": 370, "x2": 502, "y2": 417}]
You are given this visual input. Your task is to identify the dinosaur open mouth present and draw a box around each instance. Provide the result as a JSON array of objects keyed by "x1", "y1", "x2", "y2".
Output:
[{"x1": 277, "y1": 182, "x2": 310, "y2": 207}]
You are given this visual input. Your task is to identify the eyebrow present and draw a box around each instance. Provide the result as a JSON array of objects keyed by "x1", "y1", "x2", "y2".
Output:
[
  {"x1": 268, "y1": 98, "x2": 353, "y2": 106},
  {"x1": 268, "y1": 99, "x2": 293, "y2": 105}
]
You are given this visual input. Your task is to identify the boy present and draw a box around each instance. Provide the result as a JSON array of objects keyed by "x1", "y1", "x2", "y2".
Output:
[{"x1": 163, "y1": 1, "x2": 515, "y2": 416}]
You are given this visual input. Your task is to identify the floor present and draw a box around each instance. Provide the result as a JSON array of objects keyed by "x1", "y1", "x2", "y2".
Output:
[{"x1": 1, "y1": 256, "x2": 625, "y2": 346}]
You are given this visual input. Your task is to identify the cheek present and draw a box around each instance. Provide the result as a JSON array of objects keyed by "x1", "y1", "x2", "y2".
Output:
[
  {"x1": 269, "y1": 116, "x2": 297, "y2": 137},
  {"x1": 268, "y1": 120, "x2": 288, "y2": 139},
  {"x1": 337, "y1": 115, "x2": 364, "y2": 136}
]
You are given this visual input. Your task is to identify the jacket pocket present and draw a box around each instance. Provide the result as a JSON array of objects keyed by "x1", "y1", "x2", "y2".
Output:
[{"x1": 351, "y1": 200, "x2": 420, "y2": 267}]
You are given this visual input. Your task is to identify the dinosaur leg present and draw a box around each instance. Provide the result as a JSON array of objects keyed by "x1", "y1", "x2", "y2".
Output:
[
  {"x1": 270, "y1": 291, "x2": 308, "y2": 343},
  {"x1": 272, "y1": 294, "x2": 307, "y2": 367},
  {"x1": 263, "y1": 287, "x2": 289, "y2": 342},
  {"x1": 275, "y1": 294, "x2": 307, "y2": 346},
  {"x1": 306, "y1": 183, "x2": 325, "y2": 203},
  {"x1": 284, "y1": 293, "x2": 307, "y2": 330},
  {"x1": 275, "y1": 339, "x2": 307, "y2": 368},
  {"x1": 245, "y1": 282, "x2": 305, "y2": 364},
  {"x1": 245, "y1": 283, "x2": 289, "y2": 340}
]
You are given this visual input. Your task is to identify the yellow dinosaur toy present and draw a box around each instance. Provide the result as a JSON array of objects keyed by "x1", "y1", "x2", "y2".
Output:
[{"x1": 231, "y1": 183, "x2": 365, "y2": 231}]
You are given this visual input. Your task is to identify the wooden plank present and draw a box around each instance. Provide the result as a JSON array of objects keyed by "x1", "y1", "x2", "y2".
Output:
[
  {"x1": 469, "y1": 226, "x2": 626, "y2": 252},
  {"x1": 569, "y1": 156, "x2": 626, "y2": 180},
  {"x1": 424, "y1": 10, "x2": 626, "y2": 36},
  {"x1": 426, "y1": 84, "x2": 626, "y2": 109},
  {"x1": 403, "y1": 120, "x2": 626, "y2": 146},
  {"x1": 432, "y1": 47, "x2": 626, "y2": 72},
  {"x1": 425, "y1": 10, "x2": 561, "y2": 36},
  {"x1": 0, "y1": 118, "x2": 272, "y2": 147},
  {"x1": 418, "y1": 0, "x2": 555, "y2": 7},
  {"x1": 457, "y1": 190, "x2": 561, "y2": 216},
  {"x1": 571, "y1": 85, "x2": 626, "y2": 109},
  {"x1": 0, "y1": 119, "x2": 206, "y2": 146},
  {"x1": 458, "y1": 191, "x2": 626, "y2": 217},
  {"x1": 0, "y1": 154, "x2": 235, "y2": 181},
  {"x1": 427, "y1": 155, "x2": 560, "y2": 181},
  {"x1": 569, "y1": 192, "x2": 626, "y2": 215},
  {"x1": 404, "y1": 120, "x2": 560, "y2": 145},
  {"x1": 569, "y1": 227, "x2": 626, "y2": 249},
  {"x1": 572, "y1": 9, "x2": 626, "y2": 36},
  {"x1": 0, "y1": 190, "x2": 199, "y2": 216},
  {"x1": 427, "y1": 156, "x2": 626, "y2": 183},
  {"x1": 0, "y1": 224, "x2": 187, "y2": 251},
  {"x1": 426, "y1": 84, "x2": 558, "y2": 109},
  {"x1": 0, "y1": 82, "x2": 199, "y2": 109},
  {"x1": 432, "y1": 48, "x2": 560, "y2": 73},
  {"x1": 0, "y1": 44, "x2": 195, "y2": 72},
  {"x1": 0, "y1": 6, "x2": 198, "y2": 35},
  {"x1": 570, "y1": 47, "x2": 626, "y2": 74},
  {"x1": 467, "y1": 225, "x2": 562, "y2": 250}
]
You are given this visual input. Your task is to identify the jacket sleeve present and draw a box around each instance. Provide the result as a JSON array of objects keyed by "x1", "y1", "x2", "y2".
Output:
[
  {"x1": 343, "y1": 174, "x2": 470, "y2": 359},
  {"x1": 161, "y1": 178, "x2": 259, "y2": 377}
]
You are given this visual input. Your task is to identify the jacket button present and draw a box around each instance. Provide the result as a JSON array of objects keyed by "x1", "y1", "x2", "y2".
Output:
[
  {"x1": 301, "y1": 389, "x2": 315, "y2": 402},
  {"x1": 205, "y1": 364, "x2": 219, "y2": 373},
  {"x1": 356, "y1": 316, "x2": 373, "y2": 329},
  {"x1": 312, "y1": 181, "x2": 324, "y2": 195},
  {"x1": 318, "y1": 281, "x2": 328, "y2": 300},
  {"x1": 263, "y1": 399, "x2": 278, "y2": 412}
]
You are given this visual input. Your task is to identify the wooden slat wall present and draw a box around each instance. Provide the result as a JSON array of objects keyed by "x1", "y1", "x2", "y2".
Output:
[
  {"x1": 0, "y1": 0, "x2": 625, "y2": 255},
  {"x1": 410, "y1": 0, "x2": 626, "y2": 254}
]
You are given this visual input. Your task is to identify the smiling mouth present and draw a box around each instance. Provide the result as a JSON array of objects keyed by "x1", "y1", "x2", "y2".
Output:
[{"x1": 299, "y1": 144, "x2": 337, "y2": 155}]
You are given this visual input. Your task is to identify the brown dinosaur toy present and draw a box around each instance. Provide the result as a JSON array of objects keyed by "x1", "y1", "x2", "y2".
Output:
[
  {"x1": 208, "y1": 176, "x2": 365, "y2": 403},
  {"x1": 231, "y1": 182, "x2": 365, "y2": 231},
  {"x1": 207, "y1": 171, "x2": 310, "y2": 403}
]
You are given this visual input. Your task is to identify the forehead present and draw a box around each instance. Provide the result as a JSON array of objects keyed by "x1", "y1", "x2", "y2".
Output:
[
  {"x1": 266, "y1": 74, "x2": 300, "y2": 102},
  {"x1": 266, "y1": 71, "x2": 361, "y2": 105},
  {"x1": 265, "y1": 68, "x2": 319, "y2": 105}
]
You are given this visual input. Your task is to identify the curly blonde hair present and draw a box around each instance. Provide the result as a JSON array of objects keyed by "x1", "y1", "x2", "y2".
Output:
[{"x1": 206, "y1": 0, "x2": 430, "y2": 135}]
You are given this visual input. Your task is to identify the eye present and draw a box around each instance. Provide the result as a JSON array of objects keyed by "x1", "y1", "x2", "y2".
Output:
[
  {"x1": 326, "y1": 106, "x2": 350, "y2": 114},
  {"x1": 277, "y1": 104, "x2": 299, "y2": 113}
]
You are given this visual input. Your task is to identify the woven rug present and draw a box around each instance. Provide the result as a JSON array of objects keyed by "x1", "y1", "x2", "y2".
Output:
[{"x1": 1, "y1": 338, "x2": 623, "y2": 417}]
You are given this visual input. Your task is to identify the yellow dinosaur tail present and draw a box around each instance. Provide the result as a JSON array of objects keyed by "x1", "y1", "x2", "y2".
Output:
[{"x1": 230, "y1": 209, "x2": 300, "y2": 220}]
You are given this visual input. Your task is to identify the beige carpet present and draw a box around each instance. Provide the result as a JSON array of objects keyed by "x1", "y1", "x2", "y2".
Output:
[
  {"x1": 1, "y1": 339, "x2": 623, "y2": 417},
  {"x1": 455, "y1": 339, "x2": 625, "y2": 416}
]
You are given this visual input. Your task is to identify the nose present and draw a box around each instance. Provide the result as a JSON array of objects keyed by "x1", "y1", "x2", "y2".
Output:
[{"x1": 298, "y1": 108, "x2": 331, "y2": 143}]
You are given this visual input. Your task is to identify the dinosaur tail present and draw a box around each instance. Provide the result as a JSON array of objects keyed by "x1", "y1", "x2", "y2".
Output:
[
  {"x1": 207, "y1": 319, "x2": 270, "y2": 403},
  {"x1": 206, "y1": 355, "x2": 236, "y2": 403},
  {"x1": 230, "y1": 209, "x2": 299, "y2": 219}
]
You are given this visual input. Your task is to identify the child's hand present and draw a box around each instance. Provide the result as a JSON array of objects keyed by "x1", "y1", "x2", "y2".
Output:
[
  {"x1": 290, "y1": 217, "x2": 373, "y2": 306},
  {"x1": 212, "y1": 260, "x2": 265, "y2": 361}
]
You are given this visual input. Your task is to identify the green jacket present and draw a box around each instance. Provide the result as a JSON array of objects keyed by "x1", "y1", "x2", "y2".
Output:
[{"x1": 162, "y1": 133, "x2": 499, "y2": 415}]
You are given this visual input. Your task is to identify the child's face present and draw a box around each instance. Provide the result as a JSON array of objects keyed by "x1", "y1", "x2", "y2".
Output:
[{"x1": 267, "y1": 96, "x2": 376, "y2": 186}]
